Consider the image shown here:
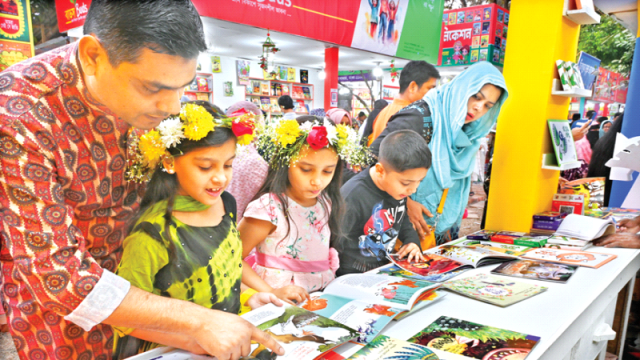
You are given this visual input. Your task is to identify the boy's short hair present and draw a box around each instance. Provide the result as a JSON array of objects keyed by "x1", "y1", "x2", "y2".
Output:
[
  {"x1": 358, "y1": 111, "x2": 366, "y2": 118},
  {"x1": 379, "y1": 130, "x2": 432, "y2": 172},
  {"x1": 399, "y1": 60, "x2": 440, "y2": 93},
  {"x1": 278, "y1": 95, "x2": 294, "y2": 109}
]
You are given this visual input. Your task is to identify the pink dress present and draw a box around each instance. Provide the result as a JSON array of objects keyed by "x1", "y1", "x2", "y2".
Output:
[
  {"x1": 243, "y1": 193, "x2": 339, "y2": 292},
  {"x1": 226, "y1": 145, "x2": 269, "y2": 221}
]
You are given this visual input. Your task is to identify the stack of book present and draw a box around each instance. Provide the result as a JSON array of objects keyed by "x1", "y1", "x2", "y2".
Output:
[
  {"x1": 543, "y1": 214, "x2": 616, "y2": 251},
  {"x1": 530, "y1": 211, "x2": 567, "y2": 236},
  {"x1": 491, "y1": 231, "x2": 548, "y2": 247}
]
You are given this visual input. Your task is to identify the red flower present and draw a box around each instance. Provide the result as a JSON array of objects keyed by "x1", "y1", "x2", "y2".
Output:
[
  {"x1": 231, "y1": 120, "x2": 254, "y2": 138},
  {"x1": 307, "y1": 126, "x2": 329, "y2": 150}
]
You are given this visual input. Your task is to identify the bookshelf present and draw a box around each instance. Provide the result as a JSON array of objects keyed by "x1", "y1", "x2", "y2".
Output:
[
  {"x1": 184, "y1": 73, "x2": 213, "y2": 102},
  {"x1": 245, "y1": 77, "x2": 314, "y2": 117}
]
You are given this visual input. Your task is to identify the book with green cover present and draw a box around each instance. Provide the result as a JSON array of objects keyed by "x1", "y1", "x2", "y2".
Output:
[
  {"x1": 346, "y1": 335, "x2": 438, "y2": 360},
  {"x1": 443, "y1": 273, "x2": 548, "y2": 307}
]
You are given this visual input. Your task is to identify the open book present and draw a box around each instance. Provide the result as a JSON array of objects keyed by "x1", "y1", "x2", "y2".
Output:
[
  {"x1": 300, "y1": 274, "x2": 441, "y2": 344},
  {"x1": 241, "y1": 303, "x2": 357, "y2": 360},
  {"x1": 424, "y1": 244, "x2": 518, "y2": 269},
  {"x1": 454, "y1": 239, "x2": 532, "y2": 256},
  {"x1": 522, "y1": 247, "x2": 617, "y2": 268},
  {"x1": 554, "y1": 214, "x2": 615, "y2": 240},
  {"x1": 491, "y1": 259, "x2": 578, "y2": 283},
  {"x1": 376, "y1": 263, "x2": 469, "y2": 283},
  {"x1": 443, "y1": 273, "x2": 548, "y2": 307},
  {"x1": 346, "y1": 335, "x2": 438, "y2": 360}
]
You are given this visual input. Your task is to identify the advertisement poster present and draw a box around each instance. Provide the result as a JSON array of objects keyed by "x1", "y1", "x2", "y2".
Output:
[
  {"x1": 0, "y1": 0, "x2": 33, "y2": 71},
  {"x1": 55, "y1": 0, "x2": 91, "y2": 33},
  {"x1": 350, "y1": 0, "x2": 410, "y2": 56},
  {"x1": 438, "y1": 3, "x2": 507, "y2": 67}
]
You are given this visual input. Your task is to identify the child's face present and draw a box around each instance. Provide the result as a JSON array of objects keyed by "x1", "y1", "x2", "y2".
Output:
[
  {"x1": 374, "y1": 163, "x2": 429, "y2": 201},
  {"x1": 287, "y1": 146, "x2": 338, "y2": 206},
  {"x1": 171, "y1": 138, "x2": 237, "y2": 206}
]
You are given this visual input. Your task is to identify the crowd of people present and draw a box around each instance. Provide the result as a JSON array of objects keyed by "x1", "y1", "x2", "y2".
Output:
[{"x1": 0, "y1": 1, "x2": 636, "y2": 360}]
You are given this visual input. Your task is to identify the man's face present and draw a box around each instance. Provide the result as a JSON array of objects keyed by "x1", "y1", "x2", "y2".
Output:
[
  {"x1": 407, "y1": 78, "x2": 437, "y2": 103},
  {"x1": 90, "y1": 45, "x2": 197, "y2": 130}
]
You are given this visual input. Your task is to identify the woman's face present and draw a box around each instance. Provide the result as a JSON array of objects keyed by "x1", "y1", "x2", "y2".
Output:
[
  {"x1": 603, "y1": 122, "x2": 612, "y2": 133},
  {"x1": 465, "y1": 84, "x2": 502, "y2": 123}
]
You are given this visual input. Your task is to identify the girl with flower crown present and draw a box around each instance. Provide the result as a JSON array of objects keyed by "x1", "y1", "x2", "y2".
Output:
[
  {"x1": 113, "y1": 101, "x2": 283, "y2": 358},
  {"x1": 239, "y1": 116, "x2": 371, "y2": 301}
]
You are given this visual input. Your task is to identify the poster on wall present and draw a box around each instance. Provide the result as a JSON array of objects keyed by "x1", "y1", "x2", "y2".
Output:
[
  {"x1": 55, "y1": 0, "x2": 91, "y2": 33},
  {"x1": 211, "y1": 56, "x2": 221, "y2": 73},
  {"x1": 223, "y1": 81, "x2": 233, "y2": 96},
  {"x1": 300, "y1": 69, "x2": 309, "y2": 84},
  {"x1": 287, "y1": 67, "x2": 295, "y2": 82},
  {"x1": 350, "y1": 0, "x2": 410, "y2": 56},
  {"x1": 236, "y1": 60, "x2": 250, "y2": 85},
  {"x1": 0, "y1": 0, "x2": 34, "y2": 71}
]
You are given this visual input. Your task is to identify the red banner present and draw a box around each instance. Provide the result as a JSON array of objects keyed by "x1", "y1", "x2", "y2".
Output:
[
  {"x1": 192, "y1": 0, "x2": 360, "y2": 46},
  {"x1": 55, "y1": 0, "x2": 91, "y2": 33}
]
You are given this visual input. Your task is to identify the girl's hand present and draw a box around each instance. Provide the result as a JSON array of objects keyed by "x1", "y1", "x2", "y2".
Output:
[
  {"x1": 397, "y1": 243, "x2": 425, "y2": 263},
  {"x1": 271, "y1": 285, "x2": 310, "y2": 305},
  {"x1": 247, "y1": 292, "x2": 284, "y2": 310}
]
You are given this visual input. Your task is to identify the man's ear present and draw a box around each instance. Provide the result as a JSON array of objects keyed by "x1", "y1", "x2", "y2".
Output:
[{"x1": 77, "y1": 35, "x2": 108, "y2": 77}]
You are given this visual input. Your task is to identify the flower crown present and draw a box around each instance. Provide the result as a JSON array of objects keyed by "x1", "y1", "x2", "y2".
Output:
[
  {"x1": 255, "y1": 117, "x2": 372, "y2": 169},
  {"x1": 126, "y1": 103, "x2": 256, "y2": 183}
]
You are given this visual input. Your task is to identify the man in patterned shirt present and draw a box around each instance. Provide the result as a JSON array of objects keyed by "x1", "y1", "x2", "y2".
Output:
[{"x1": 0, "y1": 1, "x2": 284, "y2": 359}]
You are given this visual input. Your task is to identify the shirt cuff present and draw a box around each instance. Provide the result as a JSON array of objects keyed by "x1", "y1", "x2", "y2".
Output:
[{"x1": 64, "y1": 270, "x2": 131, "y2": 331}]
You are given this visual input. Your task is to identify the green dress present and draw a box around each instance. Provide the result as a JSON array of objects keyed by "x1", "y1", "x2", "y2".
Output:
[{"x1": 113, "y1": 192, "x2": 243, "y2": 358}]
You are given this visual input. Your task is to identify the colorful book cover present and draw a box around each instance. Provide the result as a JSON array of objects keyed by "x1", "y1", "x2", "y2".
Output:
[
  {"x1": 481, "y1": 21, "x2": 490, "y2": 34},
  {"x1": 455, "y1": 240, "x2": 532, "y2": 256},
  {"x1": 474, "y1": 9, "x2": 482, "y2": 21},
  {"x1": 504, "y1": 12, "x2": 510, "y2": 25},
  {"x1": 559, "y1": 177, "x2": 605, "y2": 214},
  {"x1": 270, "y1": 98, "x2": 281, "y2": 113},
  {"x1": 472, "y1": 23, "x2": 481, "y2": 36},
  {"x1": 492, "y1": 48, "x2": 500, "y2": 62},
  {"x1": 534, "y1": 211, "x2": 566, "y2": 221},
  {"x1": 292, "y1": 86, "x2": 303, "y2": 98},
  {"x1": 503, "y1": 25, "x2": 508, "y2": 38},
  {"x1": 196, "y1": 76, "x2": 209, "y2": 92},
  {"x1": 389, "y1": 254, "x2": 466, "y2": 276},
  {"x1": 470, "y1": 50, "x2": 479, "y2": 63},
  {"x1": 300, "y1": 69, "x2": 309, "y2": 83},
  {"x1": 288, "y1": 67, "x2": 296, "y2": 82},
  {"x1": 302, "y1": 86, "x2": 312, "y2": 99},
  {"x1": 260, "y1": 97, "x2": 271, "y2": 111},
  {"x1": 552, "y1": 193, "x2": 585, "y2": 215},
  {"x1": 236, "y1": 60, "x2": 250, "y2": 85},
  {"x1": 187, "y1": 78, "x2": 198, "y2": 91},
  {"x1": 409, "y1": 316, "x2": 541, "y2": 359},
  {"x1": 501, "y1": 38, "x2": 507, "y2": 49},
  {"x1": 377, "y1": 263, "x2": 468, "y2": 283},
  {"x1": 443, "y1": 274, "x2": 548, "y2": 307},
  {"x1": 497, "y1": 9, "x2": 504, "y2": 23},
  {"x1": 491, "y1": 259, "x2": 577, "y2": 283},
  {"x1": 260, "y1": 82, "x2": 270, "y2": 95},
  {"x1": 279, "y1": 66, "x2": 288, "y2": 81},
  {"x1": 281, "y1": 84, "x2": 290, "y2": 95},
  {"x1": 483, "y1": 7, "x2": 492, "y2": 20},
  {"x1": 500, "y1": 50, "x2": 505, "y2": 64},
  {"x1": 442, "y1": 13, "x2": 448, "y2": 24},
  {"x1": 465, "y1": 10, "x2": 474, "y2": 23},
  {"x1": 457, "y1": 11, "x2": 465, "y2": 24},
  {"x1": 496, "y1": 23, "x2": 503, "y2": 36},
  {"x1": 479, "y1": 49, "x2": 488, "y2": 61},
  {"x1": 223, "y1": 81, "x2": 233, "y2": 97},
  {"x1": 210, "y1": 56, "x2": 221, "y2": 73},
  {"x1": 448, "y1": 12, "x2": 456, "y2": 25},
  {"x1": 480, "y1": 35, "x2": 489, "y2": 47},
  {"x1": 242, "y1": 303, "x2": 358, "y2": 360},
  {"x1": 522, "y1": 248, "x2": 617, "y2": 269},
  {"x1": 251, "y1": 81, "x2": 261, "y2": 94},
  {"x1": 426, "y1": 245, "x2": 517, "y2": 268},
  {"x1": 466, "y1": 230, "x2": 497, "y2": 240},
  {"x1": 472, "y1": 36, "x2": 480, "y2": 48},
  {"x1": 346, "y1": 335, "x2": 438, "y2": 360},
  {"x1": 296, "y1": 100, "x2": 308, "y2": 114}
]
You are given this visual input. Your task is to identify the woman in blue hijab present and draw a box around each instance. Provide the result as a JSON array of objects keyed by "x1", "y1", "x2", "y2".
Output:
[
  {"x1": 599, "y1": 119, "x2": 613, "y2": 138},
  {"x1": 369, "y1": 62, "x2": 508, "y2": 244}
]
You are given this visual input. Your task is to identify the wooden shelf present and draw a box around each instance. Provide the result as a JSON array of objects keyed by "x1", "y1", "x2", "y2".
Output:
[
  {"x1": 249, "y1": 77, "x2": 313, "y2": 86},
  {"x1": 551, "y1": 79, "x2": 592, "y2": 98},
  {"x1": 246, "y1": 94, "x2": 280, "y2": 98},
  {"x1": 565, "y1": 8, "x2": 600, "y2": 25},
  {"x1": 541, "y1": 153, "x2": 582, "y2": 171},
  {"x1": 292, "y1": 97, "x2": 313, "y2": 101},
  {"x1": 185, "y1": 90, "x2": 211, "y2": 93}
]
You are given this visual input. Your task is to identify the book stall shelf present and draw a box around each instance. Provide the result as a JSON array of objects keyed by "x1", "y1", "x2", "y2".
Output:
[
  {"x1": 184, "y1": 72, "x2": 213, "y2": 102},
  {"x1": 244, "y1": 77, "x2": 314, "y2": 118}
]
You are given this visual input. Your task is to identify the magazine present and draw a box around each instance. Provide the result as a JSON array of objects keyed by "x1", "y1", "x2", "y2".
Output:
[
  {"x1": 376, "y1": 263, "x2": 468, "y2": 283},
  {"x1": 491, "y1": 259, "x2": 578, "y2": 283},
  {"x1": 522, "y1": 248, "x2": 617, "y2": 269},
  {"x1": 242, "y1": 303, "x2": 357, "y2": 360},
  {"x1": 346, "y1": 335, "x2": 438, "y2": 360},
  {"x1": 443, "y1": 273, "x2": 548, "y2": 307},
  {"x1": 389, "y1": 253, "x2": 466, "y2": 276},
  {"x1": 454, "y1": 239, "x2": 532, "y2": 256},
  {"x1": 408, "y1": 316, "x2": 541, "y2": 360},
  {"x1": 425, "y1": 245, "x2": 518, "y2": 268}
]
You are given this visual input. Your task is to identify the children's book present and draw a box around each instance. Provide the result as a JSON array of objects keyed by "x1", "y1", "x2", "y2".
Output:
[
  {"x1": 552, "y1": 193, "x2": 585, "y2": 215},
  {"x1": 259, "y1": 97, "x2": 271, "y2": 112},
  {"x1": 346, "y1": 335, "x2": 439, "y2": 360},
  {"x1": 522, "y1": 248, "x2": 617, "y2": 269},
  {"x1": 559, "y1": 177, "x2": 606, "y2": 215},
  {"x1": 554, "y1": 214, "x2": 615, "y2": 241},
  {"x1": 260, "y1": 82, "x2": 270, "y2": 95},
  {"x1": 292, "y1": 85, "x2": 304, "y2": 98},
  {"x1": 408, "y1": 316, "x2": 541, "y2": 360},
  {"x1": 443, "y1": 274, "x2": 548, "y2": 307},
  {"x1": 270, "y1": 98, "x2": 281, "y2": 113},
  {"x1": 296, "y1": 100, "x2": 309, "y2": 114},
  {"x1": 480, "y1": 36, "x2": 489, "y2": 48},
  {"x1": 425, "y1": 245, "x2": 518, "y2": 269},
  {"x1": 454, "y1": 239, "x2": 532, "y2": 256},
  {"x1": 465, "y1": 10, "x2": 474, "y2": 23},
  {"x1": 302, "y1": 86, "x2": 312, "y2": 99},
  {"x1": 300, "y1": 69, "x2": 309, "y2": 83},
  {"x1": 251, "y1": 81, "x2": 261, "y2": 94},
  {"x1": 242, "y1": 303, "x2": 357, "y2": 360},
  {"x1": 236, "y1": 60, "x2": 250, "y2": 85},
  {"x1": 281, "y1": 84, "x2": 290, "y2": 95},
  {"x1": 491, "y1": 259, "x2": 577, "y2": 283},
  {"x1": 474, "y1": 9, "x2": 482, "y2": 21},
  {"x1": 279, "y1": 66, "x2": 288, "y2": 81},
  {"x1": 389, "y1": 253, "x2": 466, "y2": 276},
  {"x1": 470, "y1": 50, "x2": 479, "y2": 63},
  {"x1": 376, "y1": 263, "x2": 468, "y2": 283},
  {"x1": 483, "y1": 7, "x2": 492, "y2": 20},
  {"x1": 465, "y1": 230, "x2": 497, "y2": 240},
  {"x1": 481, "y1": 22, "x2": 490, "y2": 34},
  {"x1": 211, "y1": 56, "x2": 221, "y2": 73},
  {"x1": 287, "y1": 67, "x2": 296, "y2": 82}
]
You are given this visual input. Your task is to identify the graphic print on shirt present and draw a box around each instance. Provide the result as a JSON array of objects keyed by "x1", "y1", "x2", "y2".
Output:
[{"x1": 358, "y1": 201, "x2": 406, "y2": 261}]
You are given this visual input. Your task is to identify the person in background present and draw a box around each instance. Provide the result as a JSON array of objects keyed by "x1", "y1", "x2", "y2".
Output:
[
  {"x1": 571, "y1": 109, "x2": 595, "y2": 129},
  {"x1": 587, "y1": 116, "x2": 608, "y2": 149},
  {"x1": 369, "y1": 62, "x2": 508, "y2": 245},
  {"x1": 588, "y1": 113, "x2": 624, "y2": 206},
  {"x1": 353, "y1": 111, "x2": 367, "y2": 131},
  {"x1": 368, "y1": 60, "x2": 440, "y2": 146},
  {"x1": 326, "y1": 107, "x2": 353, "y2": 126},
  {"x1": 594, "y1": 214, "x2": 640, "y2": 248},
  {"x1": 278, "y1": 95, "x2": 297, "y2": 120},
  {"x1": 225, "y1": 101, "x2": 269, "y2": 222},
  {"x1": 0, "y1": 0, "x2": 283, "y2": 359},
  {"x1": 599, "y1": 118, "x2": 613, "y2": 137},
  {"x1": 360, "y1": 99, "x2": 389, "y2": 143}
]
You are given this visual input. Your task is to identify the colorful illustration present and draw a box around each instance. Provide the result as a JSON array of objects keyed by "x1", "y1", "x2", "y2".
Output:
[
  {"x1": 455, "y1": 240, "x2": 531, "y2": 256},
  {"x1": 390, "y1": 254, "x2": 465, "y2": 276},
  {"x1": 426, "y1": 245, "x2": 517, "y2": 268},
  {"x1": 470, "y1": 50, "x2": 479, "y2": 63},
  {"x1": 211, "y1": 56, "x2": 221, "y2": 73},
  {"x1": 348, "y1": 335, "x2": 439, "y2": 360},
  {"x1": 483, "y1": 7, "x2": 492, "y2": 20},
  {"x1": 303, "y1": 297, "x2": 329, "y2": 311},
  {"x1": 492, "y1": 260, "x2": 577, "y2": 283},
  {"x1": 480, "y1": 35, "x2": 489, "y2": 47},
  {"x1": 448, "y1": 12, "x2": 457, "y2": 25},
  {"x1": 503, "y1": 25, "x2": 508, "y2": 38},
  {"x1": 548, "y1": 120, "x2": 578, "y2": 166},
  {"x1": 378, "y1": 263, "x2": 468, "y2": 283},
  {"x1": 287, "y1": 67, "x2": 296, "y2": 81},
  {"x1": 492, "y1": 48, "x2": 500, "y2": 62},
  {"x1": 443, "y1": 274, "x2": 548, "y2": 307},
  {"x1": 472, "y1": 22, "x2": 481, "y2": 35},
  {"x1": 472, "y1": 36, "x2": 480, "y2": 48},
  {"x1": 223, "y1": 81, "x2": 233, "y2": 97},
  {"x1": 523, "y1": 248, "x2": 617, "y2": 269},
  {"x1": 409, "y1": 316, "x2": 541, "y2": 360},
  {"x1": 358, "y1": 200, "x2": 407, "y2": 261},
  {"x1": 481, "y1": 21, "x2": 490, "y2": 34},
  {"x1": 244, "y1": 304, "x2": 357, "y2": 359},
  {"x1": 457, "y1": 11, "x2": 465, "y2": 24},
  {"x1": 465, "y1": 10, "x2": 474, "y2": 23},
  {"x1": 497, "y1": 9, "x2": 504, "y2": 23},
  {"x1": 351, "y1": 0, "x2": 411, "y2": 56},
  {"x1": 236, "y1": 60, "x2": 250, "y2": 85},
  {"x1": 364, "y1": 304, "x2": 397, "y2": 317},
  {"x1": 504, "y1": 12, "x2": 509, "y2": 25},
  {"x1": 474, "y1": 9, "x2": 482, "y2": 21},
  {"x1": 494, "y1": 36, "x2": 501, "y2": 46},
  {"x1": 560, "y1": 177, "x2": 605, "y2": 213}
]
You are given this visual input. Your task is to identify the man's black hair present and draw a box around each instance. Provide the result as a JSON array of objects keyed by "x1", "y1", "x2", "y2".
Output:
[
  {"x1": 586, "y1": 110, "x2": 596, "y2": 119},
  {"x1": 84, "y1": 0, "x2": 208, "y2": 66},
  {"x1": 358, "y1": 111, "x2": 366, "y2": 118},
  {"x1": 571, "y1": 113, "x2": 581, "y2": 122},
  {"x1": 379, "y1": 130, "x2": 432, "y2": 172},
  {"x1": 399, "y1": 60, "x2": 440, "y2": 94},
  {"x1": 278, "y1": 95, "x2": 294, "y2": 110}
]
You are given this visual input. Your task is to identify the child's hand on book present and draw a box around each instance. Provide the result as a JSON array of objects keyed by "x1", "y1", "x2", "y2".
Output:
[
  {"x1": 247, "y1": 292, "x2": 284, "y2": 310},
  {"x1": 271, "y1": 285, "x2": 310, "y2": 305},
  {"x1": 396, "y1": 243, "x2": 426, "y2": 263}
]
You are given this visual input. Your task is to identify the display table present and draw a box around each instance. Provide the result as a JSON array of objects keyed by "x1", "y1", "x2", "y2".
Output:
[{"x1": 127, "y1": 246, "x2": 640, "y2": 360}]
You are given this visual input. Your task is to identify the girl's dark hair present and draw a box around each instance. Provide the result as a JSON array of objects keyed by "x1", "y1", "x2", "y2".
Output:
[
  {"x1": 588, "y1": 113, "x2": 624, "y2": 206},
  {"x1": 252, "y1": 116, "x2": 344, "y2": 248},
  {"x1": 129, "y1": 101, "x2": 236, "y2": 254}
]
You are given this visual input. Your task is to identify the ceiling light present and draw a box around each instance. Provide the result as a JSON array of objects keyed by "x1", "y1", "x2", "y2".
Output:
[
  {"x1": 373, "y1": 61, "x2": 383, "y2": 78},
  {"x1": 318, "y1": 69, "x2": 326, "y2": 80}
]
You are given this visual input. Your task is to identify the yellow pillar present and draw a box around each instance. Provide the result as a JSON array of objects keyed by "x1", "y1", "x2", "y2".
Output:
[{"x1": 485, "y1": 0, "x2": 580, "y2": 231}]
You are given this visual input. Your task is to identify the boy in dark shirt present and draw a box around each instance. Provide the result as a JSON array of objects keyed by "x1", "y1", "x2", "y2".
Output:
[{"x1": 338, "y1": 130, "x2": 432, "y2": 275}]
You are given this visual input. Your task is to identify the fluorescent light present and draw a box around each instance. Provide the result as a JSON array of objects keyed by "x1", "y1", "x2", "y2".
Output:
[
  {"x1": 373, "y1": 62, "x2": 383, "y2": 78},
  {"x1": 318, "y1": 69, "x2": 326, "y2": 80}
]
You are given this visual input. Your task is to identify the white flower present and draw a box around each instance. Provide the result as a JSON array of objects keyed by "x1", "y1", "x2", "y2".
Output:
[
  {"x1": 157, "y1": 117, "x2": 185, "y2": 148},
  {"x1": 299, "y1": 121, "x2": 314, "y2": 132},
  {"x1": 324, "y1": 119, "x2": 338, "y2": 144}
]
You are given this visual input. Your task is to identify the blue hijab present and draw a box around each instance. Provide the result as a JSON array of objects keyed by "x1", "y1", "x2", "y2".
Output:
[
  {"x1": 599, "y1": 120, "x2": 612, "y2": 138},
  {"x1": 413, "y1": 62, "x2": 508, "y2": 235}
]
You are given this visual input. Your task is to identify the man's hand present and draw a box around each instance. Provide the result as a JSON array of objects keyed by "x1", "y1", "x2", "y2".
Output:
[
  {"x1": 271, "y1": 285, "x2": 310, "y2": 305},
  {"x1": 571, "y1": 119, "x2": 592, "y2": 141},
  {"x1": 396, "y1": 243, "x2": 425, "y2": 263},
  {"x1": 247, "y1": 292, "x2": 284, "y2": 310},
  {"x1": 407, "y1": 197, "x2": 433, "y2": 237},
  {"x1": 594, "y1": 233, "x2": 640, "y2": 249},
  {"x1": 196, "y1": 309, "x2": 284, "y2": 360},
  {"x1": 619, "y1": 217, "x2": 640, "y2": 234}
]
